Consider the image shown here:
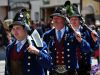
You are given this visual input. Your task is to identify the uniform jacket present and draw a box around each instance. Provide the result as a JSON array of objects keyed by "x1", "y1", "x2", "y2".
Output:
[
  {"x1": 5, "y1": 40, "x2": 51, "y2": 75},
  {"x1": 79, "y1": 26, "x2": 99, "y2": 51},
  {"x1": 78, "y1": 26, "x2": 99, "y2": 67},
  {"x1": 43, "y1": 26, "x2": 91, "y2": 70}
]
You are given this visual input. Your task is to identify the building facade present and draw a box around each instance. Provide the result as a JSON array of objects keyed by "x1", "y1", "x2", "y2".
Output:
[
  {"x1": 30, "y1": 0, "x2": 42, "y2": 22},
  {"x1": 81, "y1": 0, "x2": 100, "y2": 25},
  {"x1": 7, "y1": 0, "x2": 100, "y2": 25},
  {"x1": 31, "y1": 0, "x2": 80, "y2": 22},
  {"x1": 8, "y1": 0, "x2": 31, "y2": 19},
  {"x1": 0, "y1": 0, "x2": 8, "y2": 21}
]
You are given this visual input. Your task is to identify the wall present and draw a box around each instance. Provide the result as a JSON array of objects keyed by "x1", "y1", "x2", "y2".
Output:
[
  {"x1": 0, "y1": 0, "x2": 8, "y2": 6},
  {"x1": 31, "y1": 0, "x2": 80, "y2": 21},
  {"x1": 82, "y1": 0, "x2": 100, "y2": 20},
  {"x1": 0, "y1": 0, "x2": 8, "y2": 20},
  {"x1": 30, "y1": 0, "x2": 42, "y2": 22}
]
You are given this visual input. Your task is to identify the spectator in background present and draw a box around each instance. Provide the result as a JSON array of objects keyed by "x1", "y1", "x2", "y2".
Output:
[
  {"x1": 6, "y1": 30, "x2": 12, "y2": 44},
  {"x1": 3, "y1": 19, "x2": 15, "y2": 45},
  {"x1": 30, "y1": 20, "x2": 43, "y2": 37},
  {"x1": 30, "y1": 20, "x2": 37, "y2": 30},
  {"x1": 0, "y1": 19, "x2": 9, "y2": 47},
  {"x1": 44, "y1": 18, "x2": 53, "y2": 32},
  {"x1": 39, "y1": 19, "x2": 46, "y2": 33}
]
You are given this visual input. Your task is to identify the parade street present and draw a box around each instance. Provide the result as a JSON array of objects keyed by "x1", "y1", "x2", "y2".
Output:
[
  {"x1": 0, "y1": 60, "x2": 5, "y2": 75},
  {"x1": 0, "y1": 46, "x2": 6, "y2": 75}
]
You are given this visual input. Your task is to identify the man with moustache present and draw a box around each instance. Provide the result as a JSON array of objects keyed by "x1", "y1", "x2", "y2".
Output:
[{"x1": 43, "y1": 7, "x2": 91, "y2": 75}]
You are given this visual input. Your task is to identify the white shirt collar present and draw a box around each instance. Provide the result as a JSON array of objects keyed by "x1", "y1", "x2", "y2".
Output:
[
  {"x1": 15, "y1": 38, "x2": 27, "y2": 52},
  {"x1": 16, "y1": 38, "x2": 26, "y2": 44},
  {"x1": 75, "y1": 25, "x2": 81, "y2": 32}
]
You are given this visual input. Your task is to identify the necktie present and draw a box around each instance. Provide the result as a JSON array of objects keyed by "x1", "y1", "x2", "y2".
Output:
[
  {"x1": 58, "y1": 30, "x2": 62, "y2": 42},
  {"x1": 16, "y1": 41, "x2": 22, "y2": 52}
]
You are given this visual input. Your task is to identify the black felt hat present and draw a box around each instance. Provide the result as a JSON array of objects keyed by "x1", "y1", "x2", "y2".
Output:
[
  {"x1": 9, "y1": 9, "x2": 32, "y2": 34},
  {"x1": 50, "y1": 7, "x2": 66, "y2": 19}
]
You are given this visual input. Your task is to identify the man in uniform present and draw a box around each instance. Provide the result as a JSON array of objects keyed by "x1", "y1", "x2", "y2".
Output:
[
  {"x1": 43, "y1": 7, "x2": 91, "y2": 75},
  {"x1": 5, "y1": 11, "x2": 51, "y2": 75},
  {"x1": 69, "y1": 4, "x2": 99, "y2": 75}
]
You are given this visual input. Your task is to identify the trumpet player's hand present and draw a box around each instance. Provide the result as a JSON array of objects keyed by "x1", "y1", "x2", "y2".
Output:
[
  {"x1": 91, "y1": 30, "x2": 98, "y2": 42},
  {"x1": 75, "y1": 31, "x2": 82, "y2": 43},
  {"x1": 27, "y1": 45, "x2": 39, "y2": 55}
]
